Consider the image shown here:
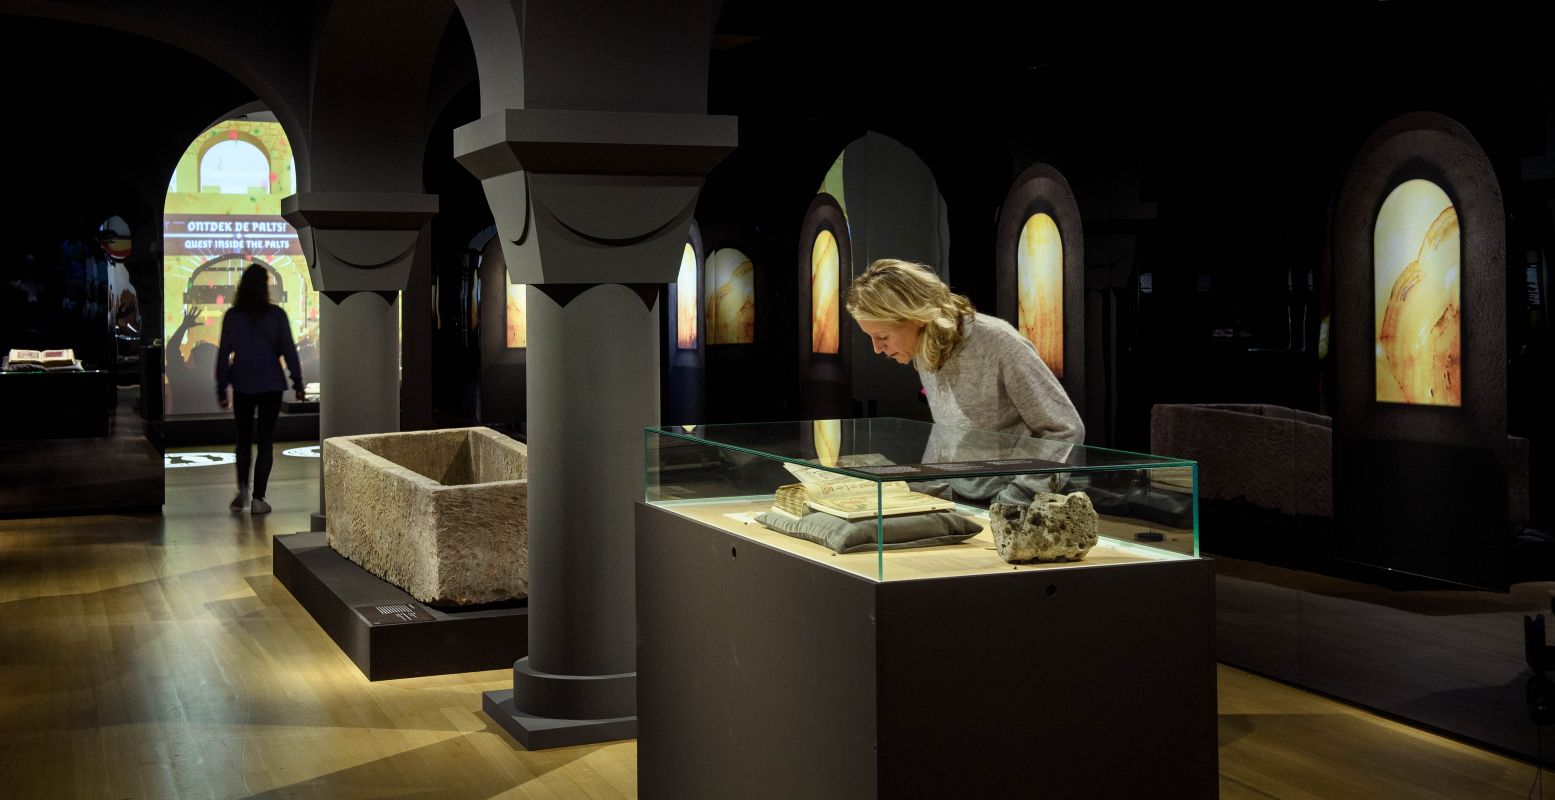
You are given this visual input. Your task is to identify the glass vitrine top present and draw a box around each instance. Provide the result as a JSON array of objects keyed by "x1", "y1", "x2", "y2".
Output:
[
  {"x1": 649, "y1": 417, "x2": 1192, "y2": 482},
  {"x1": 646, "y1": 417, "x2": 1200, "y2": 582}
]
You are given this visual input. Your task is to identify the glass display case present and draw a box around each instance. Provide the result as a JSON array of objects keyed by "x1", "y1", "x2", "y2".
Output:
[
  {"x1": 645, "y1": 417, "x2": 1197, "y2": 581},
  {"x1": 638, "y1": 417, "x2": 1216, "y2": 798}
]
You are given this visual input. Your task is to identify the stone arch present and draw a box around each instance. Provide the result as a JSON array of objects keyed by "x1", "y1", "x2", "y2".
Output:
[
  {"x1": 0, "y1": 1, "x2": 314, "y2": 187},
  {"x1": 306, "y1": 0, "x2": 458, "y2": 192}
]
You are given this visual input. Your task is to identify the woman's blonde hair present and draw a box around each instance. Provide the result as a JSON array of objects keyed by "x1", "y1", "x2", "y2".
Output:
[{"x1": 845, "y1": 259, "x2": 974, "y2": 372}]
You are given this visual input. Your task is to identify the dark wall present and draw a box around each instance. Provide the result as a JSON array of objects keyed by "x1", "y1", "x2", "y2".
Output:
[
  {"x1": 701, "y1": 8, "x2": 1553, "y2": 474},
  {"x1": 422, "y1": 12, "x2": 491, "y2": 428},
  {"x1": 0, "y1": 14, "x2": 257, "y2": 514},
  {"x1": 0, "y1": 16, "x2": 256, "y2": 361}
]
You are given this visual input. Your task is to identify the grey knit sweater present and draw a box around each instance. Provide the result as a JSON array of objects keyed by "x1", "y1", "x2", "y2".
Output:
[{"x1": 918, "y1": 313, "x2": 1084, "y2": 444}]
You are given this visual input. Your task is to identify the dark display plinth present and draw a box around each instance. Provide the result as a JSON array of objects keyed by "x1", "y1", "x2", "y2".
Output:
[
  {"x1": 0, "y1": 383, "x2": 162, "y2": 517},
  {"x1": 0, "y1": 368, "x2": 111, "y2": 439},
  {"x1": 636, "y1": 503, "x2": 1218, "y2": 799},
  {"x1": 273, "y1": 531, "x2": 527, "y2": 681}
]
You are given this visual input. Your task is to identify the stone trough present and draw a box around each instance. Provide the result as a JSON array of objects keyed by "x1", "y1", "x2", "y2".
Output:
[{"x1": 323, "y1": 426, "x2": 528, "y2": 607}]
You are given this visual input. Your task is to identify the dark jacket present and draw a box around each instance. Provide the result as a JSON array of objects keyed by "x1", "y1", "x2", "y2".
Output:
[{"x1": 216, "y1": 305, "x2": 303, "y2": 396}]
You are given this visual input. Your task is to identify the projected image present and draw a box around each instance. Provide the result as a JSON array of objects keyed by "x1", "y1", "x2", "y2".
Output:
[
  {"x1": 1017, "y1": 213, "x2": 1064, "y2": 378},
  {"x1": 1374, "y1": 179, "x2": 1460, "y2": 406},
  {"x1": 505, "y1": 283, "x2": 526, "y2": 349},
  {"x1": 705, "y1": 248, "x2": 754, "y2": 344},
  {"x1": 676, "y1": 243, "x2": 697, "y2": 349},
  {"x1": 163, "y1": 119, "x2": 315, "y2": 416},
  {"x1": 811, "y1": 229, "x2": 840, "y2": 354}
]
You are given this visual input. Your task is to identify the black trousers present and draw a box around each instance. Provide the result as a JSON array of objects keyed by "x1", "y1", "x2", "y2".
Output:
[{"x1": 234, "y1": 390, "x2": 282, "y2": 497}]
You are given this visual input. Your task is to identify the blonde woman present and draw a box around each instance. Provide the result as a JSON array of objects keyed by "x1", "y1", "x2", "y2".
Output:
[{"x1": 845, "y1": 259, "x2": 1082, "y2": 445}]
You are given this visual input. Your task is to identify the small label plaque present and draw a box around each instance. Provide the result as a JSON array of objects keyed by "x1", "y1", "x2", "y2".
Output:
[{"x1": 356, "y1": 603, "x2": 434, "y2": 625}]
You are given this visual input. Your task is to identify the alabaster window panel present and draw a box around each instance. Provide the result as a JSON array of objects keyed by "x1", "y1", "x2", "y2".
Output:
[
  {"x1": 1017, "y1": 212, "x2": 1063, "y2": 377},
  {"x1": 505, "y1": 283, "x2": 526, "y2": 349},
  {"x1": 705, "y1": 247, "x2": 754, "y2": 345},
  {"x1": 1374, "y1": 179, "x2": 1460, "y2": 406},
  {"x1": 675, "y1": 243, "x2": 698, "y2": 349},
  {"x1": 811, "y1": 229, "x2": 840, "y2": 353}
]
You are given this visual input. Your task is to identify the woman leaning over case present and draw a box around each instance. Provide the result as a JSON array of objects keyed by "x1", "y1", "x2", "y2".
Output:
[{"x1": 844, "y1": 258, "x2": 1083, "y2": 444}]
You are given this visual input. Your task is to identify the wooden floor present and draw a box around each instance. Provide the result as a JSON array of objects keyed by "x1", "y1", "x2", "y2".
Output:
[{"x1": 0, "y1": 443, "x2": 1543, "y2": 799}]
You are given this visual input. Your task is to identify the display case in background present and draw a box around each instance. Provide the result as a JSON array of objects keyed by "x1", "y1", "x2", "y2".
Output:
[
  {"x1": 638, "y1": 418, "x2": 1216, "y2": 799},
  {"x1": 645, "y1": 417, "x2": 1197, "y2": 581},
  {"x1": 0, "y1": 366, "x2": 112, "y2": 440}
]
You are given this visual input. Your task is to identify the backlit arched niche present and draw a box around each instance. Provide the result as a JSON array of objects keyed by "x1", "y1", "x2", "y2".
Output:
[
  {"x1": 663, "y1": 220, "x2": 706, "y2": 425},
  {"x1": 797, "y1": 133, "x2": 948, "y2": 419},
  {"x1": 796, "y1": 148, "x2": 855, "y2": 420},
  {"x1": 1333, "y1": 111, "x2": 1506, "y2": 590},
  {"x1": 995, "y1": 163, "x2": 1084, "y2": 409}
]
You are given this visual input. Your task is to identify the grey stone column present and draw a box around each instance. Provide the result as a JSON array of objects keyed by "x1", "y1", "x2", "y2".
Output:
[
  {"x1": 456, "y1": 109, "x2": 735, "y2": 748},
  {"x1": 281, "y1": 192, "x2": 438, "y2": 529},
  {"x1": 503, "y1": 283, "x2": 658, "y2": 734},
  {"x1": 311, "y1": 290, "x2": 401, "y2": 519}
]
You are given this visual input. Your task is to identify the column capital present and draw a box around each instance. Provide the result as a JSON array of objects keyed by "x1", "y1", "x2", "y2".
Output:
[
  {"x1": 280, "y1": 192, "x2": 439, "y2": 292},
  {"x1": 454, "y1": 109, "x2": 737, "y2": 178},
  {"x1": 453, "y1": 110, "x2": 736, "y2": 286}
]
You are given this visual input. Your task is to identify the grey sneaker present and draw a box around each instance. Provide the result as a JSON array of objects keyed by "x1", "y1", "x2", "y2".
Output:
[
  {"x1": 230, "y1": 491, "x2": 249, "y2": 513},
  {"x1": 251, "y1": 497, "x2": 272, "y2": 515}
]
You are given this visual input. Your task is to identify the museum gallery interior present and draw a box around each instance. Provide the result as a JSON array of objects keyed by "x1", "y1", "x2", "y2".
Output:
[{"x1": 1, "y1": 2, "x2": 1553, "y2": 798}]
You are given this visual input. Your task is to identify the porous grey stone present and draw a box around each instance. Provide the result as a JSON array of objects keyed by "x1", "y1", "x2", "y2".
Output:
[
  {"x1": 988, "y1": 491, "x2": 1099, "y2": 563},
  {"x1": 324, "y1": 427, "x2": 528, "y2": 607}
]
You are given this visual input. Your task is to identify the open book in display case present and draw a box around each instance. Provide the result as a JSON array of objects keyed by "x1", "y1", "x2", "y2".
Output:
[{"x1": 638, "y1": 418, "x2": 1216, "y2": 799}]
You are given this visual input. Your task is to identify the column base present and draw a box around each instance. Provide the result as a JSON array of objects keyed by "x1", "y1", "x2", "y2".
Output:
[
  {"x1": 482, "y1": 690, "x2": 637, "y2": 750},
  {"x1": 512, "y1": 657, "x2": 635, "y2": 719},
  {"x1": 310, "y1": 512, "x2": 326, "y2": 532}
]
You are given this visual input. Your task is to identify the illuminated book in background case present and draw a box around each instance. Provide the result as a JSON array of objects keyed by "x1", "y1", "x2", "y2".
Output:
[{"x1": 4, "y1": 348, "x2": 80, "y2": 371}]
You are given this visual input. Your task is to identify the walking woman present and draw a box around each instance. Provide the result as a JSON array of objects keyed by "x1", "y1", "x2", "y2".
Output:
[{"x1": 216, "y1": 264, "x2": 305, "y2": 514}]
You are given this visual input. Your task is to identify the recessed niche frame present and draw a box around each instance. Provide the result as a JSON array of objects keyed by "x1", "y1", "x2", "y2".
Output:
[
  {"x1": 994, "y1": 163, "x2": 1085, "y2": 406},
  {"x1": 1334, "y1": 111, "x2": 1504, "y2": 450}
]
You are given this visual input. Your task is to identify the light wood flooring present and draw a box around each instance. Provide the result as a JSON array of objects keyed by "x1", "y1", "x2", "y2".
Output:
[{"x1": 0, "y1": 442, "x2": 1544, "y2": 798}]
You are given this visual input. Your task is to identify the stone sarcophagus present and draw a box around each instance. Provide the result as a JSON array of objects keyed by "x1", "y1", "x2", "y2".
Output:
[{"x1": 323, "y1": 427, "x2": 528, "y2": 606}]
